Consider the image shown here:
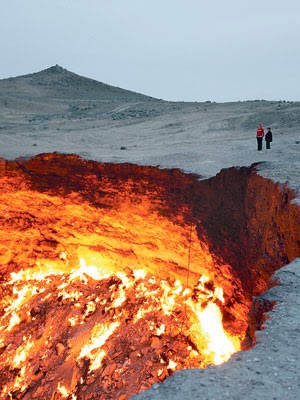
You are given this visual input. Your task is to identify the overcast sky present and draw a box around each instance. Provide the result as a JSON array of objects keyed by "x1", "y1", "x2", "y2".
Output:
[{"x1": 1, "y1": 0, "x2": 300, "y2": 102}]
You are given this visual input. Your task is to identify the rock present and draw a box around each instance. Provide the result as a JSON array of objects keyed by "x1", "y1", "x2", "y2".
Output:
[
  {"x1": 151, "y1": 337, "x2": 162, "y2": 349},
  {"x1": 30, "y1": 306, "x2": 41, "y2": 316},
  {"x1": 102, "y1": 362, "x2": 117, "y2": 376},
  {"x1": 55, "y1": 342, "x2": 66, "y2": 356}
]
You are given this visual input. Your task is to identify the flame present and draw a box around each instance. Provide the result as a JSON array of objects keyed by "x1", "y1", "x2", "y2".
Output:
[
  {"x1": 78, "y1": 321, "x2": 120, "y2": 371},
  {"x1": 0, "y1": 157, "x2": 251, "y2": 399},
  {"x1": 13, "y1": 336, "x2": 34, "y2": 366},
  {"x1": 185, "y1": 276, "x2": 239, "y2": 365},
  {"x1": 0, "y1": 254, "x2": 243, "y2": 397},
  {"x1": 2, "y1": 284, "x2": 44, "y2": 332},
  {"x1": 195, "y1": 302, "x2": 238, "y2": 365},
  {"x1": 57, "y1": 382, "x2": 77, "y2": 399}
]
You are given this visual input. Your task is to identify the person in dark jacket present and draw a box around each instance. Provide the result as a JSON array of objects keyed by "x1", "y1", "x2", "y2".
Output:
[
  {"x1": 256, "y1": 123, "x2": 264, "y2": 151},
  {"x1": 265, "y1": 127, "x2": 273, "y2": 149}
]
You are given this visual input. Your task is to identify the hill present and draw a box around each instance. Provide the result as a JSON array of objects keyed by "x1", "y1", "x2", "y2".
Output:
[
  {"x1": 0, "y1": 65, "x2": 168, "y2": 137},
  {"x1": 0, "y1": 64, "x2": 158, "y2": 102}
]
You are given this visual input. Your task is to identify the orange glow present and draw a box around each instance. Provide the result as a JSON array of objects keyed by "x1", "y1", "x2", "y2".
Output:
[
  {"x1": 0, "y1": 155, "x2": 252, "y2": 399},
  {"x1": 195, "y1": 302, "x2": 238, "y2": 365}
]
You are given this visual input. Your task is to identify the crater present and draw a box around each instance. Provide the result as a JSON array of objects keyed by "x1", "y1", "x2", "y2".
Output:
[{"x1": 0, "y1": 153, "x2": 299, "y2": 400}]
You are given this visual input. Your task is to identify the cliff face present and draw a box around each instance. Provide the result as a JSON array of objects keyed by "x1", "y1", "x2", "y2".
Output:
[
  {"x1": 0, "y1": 153, "x2": 299, "y2": 399},
  {"x1": 190, "y1": 166, "x2": 300, "y2": 295}
]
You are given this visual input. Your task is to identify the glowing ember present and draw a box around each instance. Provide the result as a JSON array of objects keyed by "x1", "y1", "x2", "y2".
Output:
[
  {"x1": 0, "y1": 154, "x2": 253, "y2": 399},
  {"x1": 1, "y1": 260, "x2": 242, "y2": 398}
]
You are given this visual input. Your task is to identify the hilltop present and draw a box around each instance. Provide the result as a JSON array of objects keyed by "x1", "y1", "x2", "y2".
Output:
[
  {"x1": 0, "y1": 64, "x2": 158, "y2": 102},
  {"x1": 0, "y1": 65, "x2": 169, "y2": 136}
]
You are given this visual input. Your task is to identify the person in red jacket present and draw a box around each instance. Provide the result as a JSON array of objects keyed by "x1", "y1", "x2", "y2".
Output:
[{"x1": 256, "y1": 123, "x2": 264, "y2": 151}]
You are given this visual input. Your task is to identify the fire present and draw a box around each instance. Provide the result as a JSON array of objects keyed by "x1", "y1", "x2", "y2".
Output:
[
  {"x1": 0, "y1": 154, "x2": 252, "y2": 399},
  {"x1": 196, "y1": 302, "x2": 237, "y2": 365},
  {"x1": 0, "y1": 256, "x2": 243, "y2": 398},
  {"x1": 78, "y1": 321, "x2": 120, "y2": 372}
]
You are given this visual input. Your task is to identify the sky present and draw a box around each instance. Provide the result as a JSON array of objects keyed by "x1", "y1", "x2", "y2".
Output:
[{"x1": 1, "y1": 0, "x2": 300, "y2": 102}]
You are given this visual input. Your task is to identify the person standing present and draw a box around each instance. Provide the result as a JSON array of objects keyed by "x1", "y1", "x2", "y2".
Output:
[
  {"x1": 265, "y1": 127, "x2": 273, "y2": 149},
  {"x1": 256, "y1": 123, "x2": 264, "y2": 151}
]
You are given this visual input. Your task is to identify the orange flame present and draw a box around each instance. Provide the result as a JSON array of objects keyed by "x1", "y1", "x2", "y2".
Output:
[{"x1": 0, "y1": 158, "x2": 251, "y2": 399}]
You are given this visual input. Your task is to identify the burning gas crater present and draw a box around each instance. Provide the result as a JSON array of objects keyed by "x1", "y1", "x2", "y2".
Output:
[{"x1": 0, "y1": 153, "x2": 299, "y2": 400}]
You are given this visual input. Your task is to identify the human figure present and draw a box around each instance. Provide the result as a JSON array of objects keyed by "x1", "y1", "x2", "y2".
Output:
[
  {"x1": 256, "y1": 123, "x2": 264, "y2": 151},
  {"x1": 265, "y1": 127, "x2": 273, "y2": 149}
]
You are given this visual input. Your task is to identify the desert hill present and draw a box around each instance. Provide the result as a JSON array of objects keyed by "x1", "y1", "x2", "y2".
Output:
[
  {"x1": 0, "y1": 65, "x2": 173, "y2": 136},
  {"x1": 0, "y1": 64, "x2": 158, "y2": 102}
]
